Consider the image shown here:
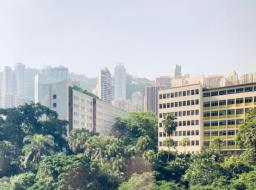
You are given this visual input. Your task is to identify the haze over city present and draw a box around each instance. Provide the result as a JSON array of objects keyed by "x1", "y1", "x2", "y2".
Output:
[{"x1": 1, "y1": 0, "x2": 256, "y2": 79}]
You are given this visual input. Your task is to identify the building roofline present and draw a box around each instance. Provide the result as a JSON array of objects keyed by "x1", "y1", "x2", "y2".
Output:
[
  {"x1": 159, "y1": 83, "x2": 202, "y2": 91},
  {"x1": 203, "y1": 82, "x2": 256, "y2": 91}
]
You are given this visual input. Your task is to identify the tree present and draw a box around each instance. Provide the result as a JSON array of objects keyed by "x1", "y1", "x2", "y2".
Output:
[
  {"x1": 180, "y1": 138, "x2": 190, "y2": 153},
  {"x1": 211, "y1": 138, "x2": 225, "y2": 154},
  {"x1": 21, "y1": 134, "x2": 55, "y2": 171},
  {"x1": 162, "y1": 114, "x2": 177, "y2": 161},
  {"x1": 183, "y1": 150, "x2": 222, "y2": 187},
  {"x1": 114, "y1": 112, "x2": 158, "y2": 151},
  {"x1": 163, "y1": 138, "x2": 176, "y2": 162},
  {"x1": 0, "y1": 141, "x2": 17, "y2": 177},
  {"x1": 237, "y1": 108, "x2": 256, "y2": 162},
  {"x1": 156, "y1": 181, "x2": 184, "y2": 190},
  {"x1": 118, "y1": 172, "x2": 155, "y2": 190}
]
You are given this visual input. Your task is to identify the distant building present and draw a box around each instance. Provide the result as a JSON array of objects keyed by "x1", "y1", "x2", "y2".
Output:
[
  {"x1": 15, "y1": 63, "x2": 26, "y2": 106},
  {"x1": 1, "y1": 66, "x2": 15, "y2": 108},
  {"x1": 155, "y1": 76, "x2": 171, "y2": 88},
  {"x1": 35, "y1": 80, "x2": 126, "y2": 135},
  {"x1": 144, "y1": 86, "x2": 158, "y2": 114},
  {"x1": 98, "y1": 68, "x2": 112, "y2": 103},
  {"x1": 204, "y1": 75, "x2": 224, "y2": 88},
  {"x1": 172, "y1": 64, "x2": 182, "y2": 79},
  {"x1": 240, "y1": 73, "x2": 254, "y2": 84},
  {"x1": 114, "y1": 64, "x2": 126, "y2": 101},
  {"x1": 131, "y1": 91, "x2": 143, "y2": 112},
  {"x1": 227, "y1": 71, "x2": 239, "y2": 85}
]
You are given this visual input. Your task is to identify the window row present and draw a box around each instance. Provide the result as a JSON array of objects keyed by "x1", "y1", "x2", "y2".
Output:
[
  {"x1": 159, "y1": 99, "x2": 199, "y2": 109},
  {"x1": 159, "y1": 140, "x2": 200, "y2": 147},
  {"x1": 159, "y1": 120, "x2": 200, "y2": 127},
  {"x1": 204, "y1": 130, "x2": 237, "y2": 136},
  {"x1": 203, "y1": 97, "x2": 256, "y2": 107},
  {"x1": 204, "y1": 119, "x2": 244, "y2": 127},
  {"x1": 159, "y1": 89, "x2": 200, "y2": 99},
  {"x1": 204, "y1": 140, "x2": 235, "y2": 147},
  {"x1": 159, "y1": 110, "x2": 199, "y2": 118},
  {"x1": 203, "y1": 86, "x2": 256, "y2": 97},
  {"x1": 159, "y1": 130, "x2": 199, "y2": 137},
  {"x1": 203, "y1": 108, "x2": 249, "y2": 117}
]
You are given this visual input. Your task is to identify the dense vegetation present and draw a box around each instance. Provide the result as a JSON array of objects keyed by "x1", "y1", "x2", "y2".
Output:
[{"x1": 0, "y1": 103, "x2": 256, "y2": 189}]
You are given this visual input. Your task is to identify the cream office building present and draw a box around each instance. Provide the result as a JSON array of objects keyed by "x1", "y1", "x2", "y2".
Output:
[{"x1": 158, "y1": 83, "x2": 256, "y2": 153}]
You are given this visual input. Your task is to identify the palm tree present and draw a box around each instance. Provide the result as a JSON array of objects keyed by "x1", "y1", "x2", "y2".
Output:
[
  {"x1": 181, "y1": 138, "x2": 190, "y2": 153},
  {"x1": 21, "y1": 134, "x2": 55, "y2": 170},
  {"x1": 162, "y1": 114, "x2": 177, "y2": 161}
]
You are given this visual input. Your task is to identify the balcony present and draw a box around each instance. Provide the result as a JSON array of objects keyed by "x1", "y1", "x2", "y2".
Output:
[
  {"x1": 211, "y1": 116, "x2": 219, "y2": 120},
  {"x1": 203, "y1": 107, "x2": 210, "y2": 111},
  {"x1": 236, "y1": 114, "x2": 245, "y2": 118},
  {"x1": 203, "y1": 116, "x2": 211, "y2": 120},
  {"x1": 211, "y1": 106, "x2": 219, "y2": 110},
  {"x1": 210, "y1": 126, "x2": 219, "y2": 130},
  {"x1": 219, "y1": 105, "x2": 227, "y2": 109},
  {"x1": 219, "y1": 125, "x2": 227, "y2": 130},
  {"x1": 227, "y1": 104, "x2": 236, "y2": 108},
  {"x1": 245, "y1": 102, "x2": 254, "y2": 107},
  {"x1": 226, "y1": 135, "x2": 236, "y2": 140},
  {"x1": 227, "y1": 125, "x2": 237, "y2": 129},
  {"x1": 219, "y1": 115, "x2": 227, "y2": 119},
  {"x1": 204, "y1": 136, "x2": 211, "y2": 140},
  {"x1": 236, "y1": 103, "x2": 245, "y2": 107},
  {"x1": 227, "y1": 114, "x2": 236, "y2": 119}
]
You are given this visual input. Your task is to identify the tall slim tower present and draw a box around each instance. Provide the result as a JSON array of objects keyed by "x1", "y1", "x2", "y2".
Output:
[
  {"x1": 1, "y1": 66, "x2": 15, "y2": 108},
  {"x1": 15, "y1": 63, "x2": 25, "y2": 106},
  {"x1": 98, "y1": 68, "x2": 112, "y2": 103},
  {"x1": 114, "y1": 64, "x2": 126, "y2": 101},
  {"x1": 172, "y1": 64, "x2": 182, "y2": 79}
]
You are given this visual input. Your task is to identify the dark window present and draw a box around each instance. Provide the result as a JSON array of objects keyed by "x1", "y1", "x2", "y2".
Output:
[
  {"x1": 196, "y1": 89, "x2": 199, "y2": 94},
  {"x1": 236, "y1": 109, "x2": 244, "y2": 114},
  {"x1": 159, "y1": 113, "x2": 163, "y2": 118},
  {"x1": 211, "y1": 91, "x2": 218, "y2": 96},
  {"x1": 179, "y1": 102, "x2": 182, "y2": 107},
  {"x1": 228, "y1": 99, "x2": 235, "y2": 105},
  {"x1": 204, "y1": 121, "x2": 210, "y2": 127},
  {"x1": 187, "y1": 120, "x2": 191, "y2": 126},
  {"x1": 53, "y1": 94, "x2": 57, "y2": 99},
  {"x1": 187, "y1": 110, "x2": 191, "y2": 116},
  {"x1": 236, "y1": 88, "x2": 244, "y2": 93},
  {"x1": 187, "y1": 100, "x2": 191, "y2": 106},
  {"x1": 183, "y1": 91, "x2": 186, "y2": 96},
  {"x1": 204, "y1": 102, "x2": 210, "y2": 107},
  {"x1": 191, "y1": 90, "x2": 195, "y2": 95},
  {"x1": 183, "y1": 111, "x2": 186, "y2": 116},
  {"x1": 227, "y1": 89, "x2": 235, "y2": 94},
  {"x1": 219, "y1": 90, "x2": 227, "y2": 95},
  {"x1": 227, "y1": 109, "x2": 235, "y2": 115},
  {"x1": 219, "y1": 110, "x2": 226, "y2": 116},
  {"x1": 211, "y1": 121, "x2": 218, "y2": 126},
  {"x1": 211, "y1": 101, "x2": 218, "y2": 107},
  {"x1": 196, "y1": 140, "x2": 199, "y2": 145},
  {"x1": 171, "y1": 93, "x2": 174, "y2": 98},
  {"x1": 159, "y1": 104, "x2": 162, "y2": 109},
  {"x1": 53, "y1": 103, "x2": 57, "y2": 108},
  {"x1": 191, "y1": 130, "x2": 195, "y2": 135},
  {"x1": 187, "y1": 90, "x2": 191, "y2": 96},
  {"x1": 196, "y1": 110, "x2": 199, "y2": 115},
  {"x1": 183, "y1": 131, "x2": 186, "y2": 136},
  {"x1": 211, "y1": 131, "x2": 218, "y2": 136},
  {"x1": 219, "y1": 130, "x2": 227, "y2": 136},
  {"x1": 183, "y1": 101, "x2": 186, "y2": 106},
  {"x1": 236, "y1": 98, "x2": 244, "y2": 104},
  {"x1": 167, "y1": 103, "x2": 170, "y2": 108},
  {"x1": 228, "y1": 120, "x2": 235, "y2": 125},
  {"x1": 245, "y1": 87, "x2": 253, "y2": 92},
  {"x1": 236, "y1": 119, "x2": 244, "y2": 125},
  {"x1": 179, "y1": 91, "x2": 182, "y2": 97},
  {"x1": 219, "y1": 100, "x2": 226, "y2": 106},
  {"x1": 245, "y1": 97, "x2": 253, "y2": 103},
  {"x1": 163, "y1": 94, "x2": 166, "y2": 99},
  {"x1": 219, "y1": 120, "x2": 226, "y2": 126},
  {"x1": 191, "y1": 100, "x2": 195, "y2": 105},
  {"x1": 211, "y1": 111, "x2": 218, "y2": 116},
  {"x1": 227, "y1": 140, "x2": 235, "y2": 146},
  {"x1": 228, "y1": 130, "x2": 235, "y2": 136},
  {"x1": 195, "y1": 99, "x2": 199, "y2": 104},
  {"x1": 159, "y1": 94, "x2": 162, "y2": 99},
  {"x1": 203, "y1": 92, "x2": 210, "y2": 97}
]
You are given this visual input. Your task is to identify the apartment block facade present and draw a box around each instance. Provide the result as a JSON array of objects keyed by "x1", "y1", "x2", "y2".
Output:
[{"x1": 158, "y1": 83, "x2": 256, "y2": 153}]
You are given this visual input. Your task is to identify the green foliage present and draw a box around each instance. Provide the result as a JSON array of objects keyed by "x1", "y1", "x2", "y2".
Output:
[
  {"x1": 156, "y1": 181, "x2": 184, "y2": 190},
  {"x1": 118, "y1": 172, "x2": 155, "y2": 190}
]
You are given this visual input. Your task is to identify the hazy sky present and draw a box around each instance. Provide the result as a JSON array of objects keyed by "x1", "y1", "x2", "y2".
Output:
[{"x1": 0, "y1": 0, "x2": 256, "y2": 79}]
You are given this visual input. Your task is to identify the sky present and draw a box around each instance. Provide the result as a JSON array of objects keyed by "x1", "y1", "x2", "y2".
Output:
[{"x1": 0, "y1": 0, "x2": 256, "y2": 79}]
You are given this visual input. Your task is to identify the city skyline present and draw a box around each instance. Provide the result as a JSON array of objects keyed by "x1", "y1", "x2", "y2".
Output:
[{"x1": 1, "y1": 0, "x2": 256, "y2": 79}]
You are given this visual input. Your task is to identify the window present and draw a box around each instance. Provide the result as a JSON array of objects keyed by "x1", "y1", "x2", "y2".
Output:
[
  {"x1": 183, "y1": 91, "x2": 186, "y2": 96},
  {"x1": 179, "y1": 102, "x2": 182, "y2": 107},
  {"x1": 187, "y1": 90, "x2": 191, "y2": 96},
  {"x1": 179, "y1": 91, "x2": 182, "y2": 97},
  {"x1": 204, "y1": 131, "x2": 210, "y2": 136},
  {"x1": 53, "y1": 94, "x2": 57, "y2": 99},
  {"x1": 195, "y1": 99, "x2": 199, "y2": 104},
  {"x1": 53, "y1": 103, "x2": 57, "y2": 108},
  {"x1": 163, "y1": 94, "x2": 166, "y2": 99},
  {"x1": 159, "y1": 132, "x2": 163, "y2": 137},
  {"x1": 183, "y1": 111, "x2": 186, "y2": 116},
  {"x1": 179, "y1": 111, "x2": 182, "y2": 116},
  {"x1": 204, "y1": 141, "x2": 210, "y2": 146},
  {"x1": 211, "y1": 121, "x2": 218, "y2": 126},
  {"x1": 219, "y1": 90, "x2": 227, "y2": 95},
  {"x1": 187, "y1": 120, "x2": 191, "y2": 126},
  {"x1": 236, "y1": 88, "x2": 244, "y2": 93},
  {"x1": 219, "y1": 110, "x2": 226, "y2": 116},
  {"x1": 236, "y1": 109, "x2": 244, "y2": 115},
  {"x1": 245, "y1": 97, "x2": 253, "y2": 103},
  {"x1": 191, "y1": 100, "x2": 195, "y2": 105},
  {"x1": 227, "y1": 140, "x2": 235, "y2": 146},
  {"x1": 236, "y1": 119, "x2": 244, "y2": 125},
  {"x1": 191, "y1": 130, "x2": 195, "y2": 135},
  {"x1": 196, "y1": 110, "x2": 199, "y2": 115},
  {"x1": 204, "y1": 121, "x2": 210, "y2": 127},
  {"x1": 196, "y1": 120, "x2": 199, "y2": 125},
  {"x1": 245, "y1": 86, "x2": 253, "y2": 92},
  {"x1": 159, "y1": 141, "x2": 163, "y2": 146},
  {"x1": 187, "y1": 110, "x2": 191, "y2": 116},
  {"x1": 159, "y1": 104, "x2": 162, "y2": 109},
  {"x1": 183, "y1": 101, "x2": 186, "y2": 106},
  {"x1": 183, "y1": 121, "x2": 186, "y2": 126},
  {"x1": 187, "y1": 100, "x2": 191, "y2": 106},
  {"x1": 211, "y1": 131, "x2": 218, "y2": 136},
  {"x1": 204, "y1": 102, "x2": 210, "y2": 107},
  {"x1": 211, "y1": 101, "x2": 218, "y2": 107},
  {"x1": 191, "y1": 140, "x2": 195, "y2": 146},
  {"x1": 163, "y1": 103, "x2": 166, "y2": 108},
  {"x1": 219, "y1": 120, "x2": 226, "y2": 126},
  {"x1": 227, "y1": 89, "x2": 235, "y2": 94},
  {"x1": 196, "y1": 89, "x2": 199, "y2": 94},
  {"x1": 167, "y1": 103, "x2": 170, "y2": 108},
  {"x1": 228, "y1": 120, "x2": 235, "y2": 125},
  {"x1": 211, "y1": 91, "x2": 218, "y2": 96},
  {"x1": 175, "y1": 102, "x2": 178, "y2": 107},
  {"x1": 211, "y1": 111, "x2": 218, "y2": 116},
  {"x1": 159, "y1": 113, "x2": 163, "y2": 118},
  {"x1": 228, "y1": 99, "x2": 235, "y2": 105},
  {"x1": 203, "y1": 92, "x2": 210, "y2": 97},
  {"x1": 171, "y1": 93, "x2": 174, "y2": 98},
  {"x1": 219, "y1": 131, "x2": 227, "y2": 136},
  {"x1": 183, "y1": 131, "x2": 186, "y2": 136},
  {"x1": 191, "y1": 90, "x2": 195, "y2": 95},
  {"x1": 175, "y1": 92, "x2": 178, "y2": 97},
  {"x1": 236, "y1": 98, "x2": 244, "y2": 104},
  {"x1": 196, "y1": 140, "x2": 199, "y2": 145},
  {"x1": 191, "y1": 110, "x2": 195, "y2": 115},
  {"x1": 219, "y1": 100, "x2": 226, "y2": 106},
  {"x1": 228, "y1": 130, "x2": 235, "y2": 136},
  {"x1": 227, "y1": 109, "x2": 235, "y2": 115},
  {"x1": 159, "y1": 94, "x2": 163, "y2": 99},
  {"x1": 179, "y1": 131, "x2": 182, "y2": 136}
]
